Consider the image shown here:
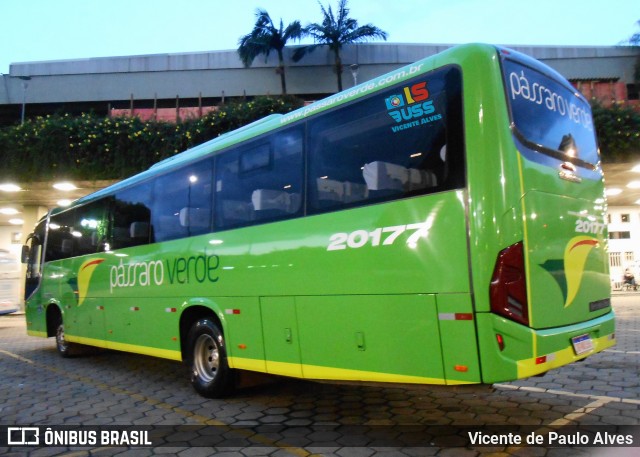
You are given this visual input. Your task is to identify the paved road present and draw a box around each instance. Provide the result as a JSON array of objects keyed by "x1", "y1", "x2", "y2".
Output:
[{"x1": 0, "y1": 296, "x2": 638, "y2": 456}]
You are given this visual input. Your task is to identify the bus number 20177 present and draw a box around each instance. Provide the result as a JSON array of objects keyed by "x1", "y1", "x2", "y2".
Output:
[
  {"x1": 575, "y1": 219, "x2": 605, "y2": 235},
  {"x1": 327, "y1": 222, "x2": 432, "y2": 251}
]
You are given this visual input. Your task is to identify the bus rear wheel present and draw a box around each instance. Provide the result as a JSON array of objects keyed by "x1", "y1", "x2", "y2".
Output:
[{"x1": 187, "y1": 318, "x2": 235, "y2": 398}]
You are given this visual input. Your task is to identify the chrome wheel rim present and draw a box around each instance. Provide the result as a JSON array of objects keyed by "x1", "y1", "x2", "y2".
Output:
[{"x1": 193, "y1": 334, "x2": 219, "y2": 383}]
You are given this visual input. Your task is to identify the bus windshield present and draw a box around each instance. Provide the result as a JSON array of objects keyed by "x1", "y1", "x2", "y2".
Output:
[{"x1": 503, "y1": 58, "x2": 599, "y2": 169}]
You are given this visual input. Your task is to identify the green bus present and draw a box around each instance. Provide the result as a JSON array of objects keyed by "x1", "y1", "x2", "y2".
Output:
[{"x1": 22, "y1": 43, "x2": 615, "y2": 397}]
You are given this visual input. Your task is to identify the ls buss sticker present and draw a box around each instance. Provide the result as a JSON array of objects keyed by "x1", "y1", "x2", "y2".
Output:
[{"x1": 385, "y1": 81, "x2": 442, "y2": 132}]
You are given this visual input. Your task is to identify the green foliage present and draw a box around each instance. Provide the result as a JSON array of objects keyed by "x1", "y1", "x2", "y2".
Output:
[
  {"x1": 237, "y1": 9, "x2": 304, "y2": 95},
  {"x1": 3, "y1": 94, "x2": 637, "y2": 183},
  {"x1": 0, "y1": 96, "x2": 303, "y2": 182},
  {"x1": 592, "y1": 101, "x2": 640, "y2": 162}
]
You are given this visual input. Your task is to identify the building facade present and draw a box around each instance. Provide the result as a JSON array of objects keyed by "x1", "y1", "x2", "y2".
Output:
[
  {"x1": 1, "y1": 43, "x2": 638, "y2": 125},
  {"x1": 607, "y1": 206, "x2": 640, "y2": 290}
]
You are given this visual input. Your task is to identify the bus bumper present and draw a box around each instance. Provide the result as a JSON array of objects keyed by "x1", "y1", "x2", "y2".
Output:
[{"x1": 476, "y1": 310, "x2": 616, "y2": 383}]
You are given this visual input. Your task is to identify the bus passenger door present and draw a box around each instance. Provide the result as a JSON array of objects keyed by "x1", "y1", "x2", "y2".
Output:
[{"x1": 260, "y1": 296, "x2": 303, "y2": 378}]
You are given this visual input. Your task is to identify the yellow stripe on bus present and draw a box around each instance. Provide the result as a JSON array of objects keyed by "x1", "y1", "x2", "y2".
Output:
[
  {"x1": 229, "y1": 356, "x2": 474, "y2": 385},
  {"x1": 516, "y1": 334, "x2": 615, "y2": 379},
  {"x1": 66, "y1": 335, "x2": 182, "y2": 361}
]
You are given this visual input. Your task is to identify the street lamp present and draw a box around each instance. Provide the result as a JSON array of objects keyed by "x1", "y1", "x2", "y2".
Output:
[
  {"x1": 349, "y1": 64, "x2": 359, "y2": 86},
  {"x1": 17, "y1": 76, "x2": 31, "y2": 124}
]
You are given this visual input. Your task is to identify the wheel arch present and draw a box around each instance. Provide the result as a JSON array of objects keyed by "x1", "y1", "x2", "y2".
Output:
[
  {"x1": 179, "y1": 304, "x2": 224, "y2": 363},
  {"x1": 45, "y1": 302, "x2": 63, "y2": 337}
]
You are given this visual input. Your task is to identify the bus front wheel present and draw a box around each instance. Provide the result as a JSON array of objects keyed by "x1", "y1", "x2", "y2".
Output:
[
  {"x1": 187, "y1": 318, "x2": 235, "y2": 398},
  {"x1": 54, "y1": 315, "x2": 83, "y2": 358}
]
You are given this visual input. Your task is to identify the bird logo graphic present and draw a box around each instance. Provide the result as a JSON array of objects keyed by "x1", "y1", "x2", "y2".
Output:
[
  {"x1": 540, "y1": 236, "x2": 599, "y2": 308},
  {"x1": 76, "y1": 258, "x2": 105, "y2": 306},
  {"x1": 563, "y1": 236, "x2": 599, "y2": 308}
]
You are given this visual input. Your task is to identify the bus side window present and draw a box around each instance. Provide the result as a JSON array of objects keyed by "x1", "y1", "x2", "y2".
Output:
[
  {"x1": 215, "y1": 147, "x2": 253, "y2": 228},
  {"x1": 307, "y1": 65, "x2": 464, "y2": 214},
  {"x1": 74, "y1": 199, "x2": 110, "y2": 256},
  {"x1": 47, "y1": 210, "x2": 76, "y2": 261},
  {"x1": 112, "y1": 183, "x2": 153, "y2": 249},
  {"x1": 151, "y1": 158, "x2": 214, "y2": 242},
  {"x1": 215, "y1": 126, "x2": 303, "y2": 230},
  {"x1": 254, "y1": 127, "x2": 304, "y2": 220}
]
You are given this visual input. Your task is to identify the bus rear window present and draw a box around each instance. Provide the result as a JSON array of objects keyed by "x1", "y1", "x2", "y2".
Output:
[{"x1": 503, "y1": 59, "x2": 598, "y2": 169}]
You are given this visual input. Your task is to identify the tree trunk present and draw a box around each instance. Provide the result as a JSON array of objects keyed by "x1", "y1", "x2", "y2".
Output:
[
  {"x1": 334, "y1": 50, "x2": 343, "y2": 92},
  {"x1": 277, "y1": 51, "x2": 287, "y2": 95}
]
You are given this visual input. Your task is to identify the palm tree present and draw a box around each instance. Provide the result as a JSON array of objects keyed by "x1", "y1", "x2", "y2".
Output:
[
  {"x1": 621, "y1": 20, "x2": 640, "y2": 46},
  {"x1": 620, "y1": 20, "x2": 640, "y2": 98},
  {"x1": 294, "y1": 0, "x2": 387, "y2": 92},
  {"x1": 238, "y1": 9, "x2": 303, "y2": 95}
]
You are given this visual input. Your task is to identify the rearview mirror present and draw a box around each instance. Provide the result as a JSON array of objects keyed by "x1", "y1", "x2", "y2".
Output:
[{"x1": 21, "y1": 244, "x2": 29, "y2": 264}]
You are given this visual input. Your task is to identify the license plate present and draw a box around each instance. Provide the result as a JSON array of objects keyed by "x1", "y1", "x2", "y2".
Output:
[{"x1": 571, "y1": 334, "x2": 594, "y2": 355}]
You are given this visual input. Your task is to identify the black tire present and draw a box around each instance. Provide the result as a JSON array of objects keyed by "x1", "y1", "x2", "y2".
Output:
[
  {"x1": 187, "y1": 318, "x2": 235, "y2": 398},
  {"x1": 54, "y1": 315, "x2": 83, "y2": 358}
]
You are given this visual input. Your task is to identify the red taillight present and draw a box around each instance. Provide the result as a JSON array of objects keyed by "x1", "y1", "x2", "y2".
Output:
[{"x1": 490, "y1": 241, "x2": 529, "y2": 326}]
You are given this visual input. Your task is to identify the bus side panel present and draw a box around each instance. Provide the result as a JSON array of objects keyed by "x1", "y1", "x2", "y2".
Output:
[
  {"x1": 25, "y1": 272, "x2": 50, "y2": 337},
  {"x1": 215, "y1": 192, "x2": 470, "y2": 298},
  {"x1": 28, "y1": 263, "x2": 68, "y2": 336},
  {"x1": 435, "y1": 293, "x2": 481, "y2": 384},
  {"x1": 260, "y1": 296, "x2": 302, "y2": 377},
  {"x1": 67, "y1": 297, "x2": 106, "y2": 344},
  {"x1": 25, "y1": 298, "x2": 48, "y2": 337},
  {"x1": 296, "y1": 294, "x2": 446, "y2": 384},
  {"x1": 59, "y1": 256, "x2": 108, "y2": 346},
  {"x1": 222, "y1": 296, "x2": 267, "y2": 373},
  {"x1": 100, "y1": 297, "x2": 182, "y2": 358}
]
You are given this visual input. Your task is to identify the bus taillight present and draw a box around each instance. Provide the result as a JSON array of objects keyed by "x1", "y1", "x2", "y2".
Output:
[{"x1": 490, "y1": 242, "x2": 529, "y2": 326}]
